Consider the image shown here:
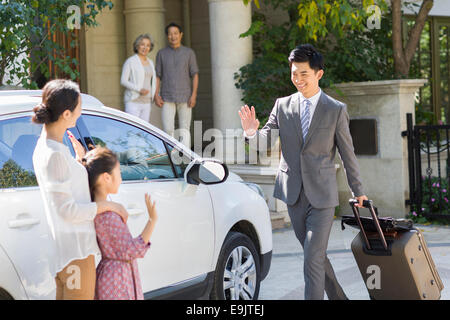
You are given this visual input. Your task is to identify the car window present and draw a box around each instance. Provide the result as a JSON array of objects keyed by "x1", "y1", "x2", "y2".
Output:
[
  {"x1": 0, "y1": 116, "x2": 78, "y2": 189},
  {"x1": 82, "y1": 115, "x2": 176, "y2": 181},
  {"x1": 0, "y1": 117, "x2": 41, "y2": 188}
]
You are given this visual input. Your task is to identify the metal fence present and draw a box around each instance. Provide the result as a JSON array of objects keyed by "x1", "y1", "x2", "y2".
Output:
[{"x1": 403, "y1": 113, "x2": 450, "y2": 220}]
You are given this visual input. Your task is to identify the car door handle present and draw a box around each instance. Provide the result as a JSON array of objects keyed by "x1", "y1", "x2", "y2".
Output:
[
  {"x1": 8, "y1": 218, "x2": 40, "y2": 229},
  {"x1": 127, "y1": 208, "x2": 145, "y2": 216}
]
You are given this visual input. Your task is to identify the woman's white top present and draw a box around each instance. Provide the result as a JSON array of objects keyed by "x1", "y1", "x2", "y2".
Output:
[
  {"x1": 32, "y1": 136, "x2": 100, "y2": 277},
  {"x1": 121, "y1": 54, "x2": 157, "y2": 104},
  {"x1": 132, "y1": 64, "x2": 153, "y2": 104}
]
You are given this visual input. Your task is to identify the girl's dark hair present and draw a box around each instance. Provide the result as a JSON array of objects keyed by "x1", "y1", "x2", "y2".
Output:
[
  {"x1": 82, "y1": 147, "x2": 118, "y2": 201},
  {"x1": 165, "y1": 22, "x2": 183, "y2": 35},
  {"x1": 32, "y1": 79, "x2": 81, "y2": 124},
  {"x1": 288, "y1": 44, "x2": 324, "y2": 72}
]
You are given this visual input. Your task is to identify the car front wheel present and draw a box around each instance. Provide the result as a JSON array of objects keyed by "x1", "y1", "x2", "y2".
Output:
[{"x1": 210, "y1": 232, "x2": 260, "y2": 300}]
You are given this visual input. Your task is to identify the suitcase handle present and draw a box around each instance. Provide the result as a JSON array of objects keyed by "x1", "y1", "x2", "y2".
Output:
[
  {"x1": 349, "y1": 199, "x2": 388, "y2": 251},
  {"x1": 354, "y1": 199, "x2": 379, "y2": 216}
]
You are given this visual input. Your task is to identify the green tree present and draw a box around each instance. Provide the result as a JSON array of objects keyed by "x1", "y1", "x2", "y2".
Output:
[
  {"x1": 0, "y1": 0, "x2": 113, "y2": 88},
  {"x1": 244, "y1": 0, "x2": 434, "y2": 78},
  {"x1": 236, "y1": 0, "x2": 390, "y2": 123},
  {"x1": 392, "y1": 0, "x2": 433, "y2": 78},
  {"x1": 0, "y1": 159, "x2": 37, "y2": 188},
  {"x1": 238, "y1": 0, "x2": 434, "y2": 122},
  {"x1": 244, "y1": 0, "x2": 382, "y2": 41}
]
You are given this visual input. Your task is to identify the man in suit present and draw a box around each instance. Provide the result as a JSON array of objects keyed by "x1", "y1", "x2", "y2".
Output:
[{"x1": 238, "y1": 44, "x2": 368, "y2": 300}]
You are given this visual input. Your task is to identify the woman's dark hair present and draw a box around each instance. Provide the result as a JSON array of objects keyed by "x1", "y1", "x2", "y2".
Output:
[
  {"x1": 165, "y1": 22, "x2": 183, "y2": 35},
  {"x1": 32, "y1": 79, "x2": 80, "y2": 124},
  {"x1": 288, "y1": 44, "x2": 324, "y2": 72},
  {"x1": 82, "y1": 147, "x2": 118, "y2": 201},
  {"x1": 133, "y1": 33, "x2": 155, "y2": 53}
]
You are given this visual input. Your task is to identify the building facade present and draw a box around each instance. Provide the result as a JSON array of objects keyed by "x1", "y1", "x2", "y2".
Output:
[{"x1": 79, "y1": 0, "x2": 252, "y2": 135}]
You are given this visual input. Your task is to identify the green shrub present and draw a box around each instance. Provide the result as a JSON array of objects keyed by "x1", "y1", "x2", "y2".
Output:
[{"x1": 409, "y1": 176, "x2": 450, "y2": 223}]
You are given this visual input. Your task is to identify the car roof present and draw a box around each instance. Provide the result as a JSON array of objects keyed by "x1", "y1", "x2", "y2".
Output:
[
  {"x1": 0, "y1": 90, "x2": 199, "y2": 158},
  {"x1": 0, "y1": 90, "x2": 104, "y2": 114}
]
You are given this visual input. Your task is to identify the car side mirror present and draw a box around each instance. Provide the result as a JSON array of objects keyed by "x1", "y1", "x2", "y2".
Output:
[{"x1": 184, "y1": 159, "x2": 229, "y2": 185}]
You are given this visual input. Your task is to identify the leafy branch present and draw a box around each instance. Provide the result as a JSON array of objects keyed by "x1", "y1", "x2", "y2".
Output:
[{"x1": 0, "y1": 0, "x2": 114, "y2": 88}]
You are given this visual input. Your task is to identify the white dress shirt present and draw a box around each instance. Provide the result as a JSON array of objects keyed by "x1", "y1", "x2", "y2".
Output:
[
  {"x1": 244, "y1": 88, "x2": 323, "y2": 139},
  {"x1": 33, "y1": 136, "x2": 100, "y2": 277}
]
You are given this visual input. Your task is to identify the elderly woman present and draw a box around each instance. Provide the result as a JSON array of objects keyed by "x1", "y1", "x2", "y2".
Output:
[{"x1": 121, "y1": 34, "x2": 157, "y2": 122}]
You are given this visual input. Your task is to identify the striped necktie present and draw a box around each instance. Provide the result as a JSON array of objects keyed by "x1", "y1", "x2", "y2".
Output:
[{"x1": 301, "y1": 99, "x2": 311, "y2": 140}]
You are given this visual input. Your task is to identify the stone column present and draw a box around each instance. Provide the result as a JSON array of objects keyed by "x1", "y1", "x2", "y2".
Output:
[
  {"x1": 208, "y1": 0, "x2": 252, "y2": 163},
  {"x1": 83, "y1": 0, "x2": 126, "y2": 109},
  {"x1": 325, "y1": 79, "x2": 427, "y2": 218},
  {"x1": 182, "y1": 0, "x2": 191, "y2": 48},
  {"x1": 123, "y1": 0, "x2": 166, "y2": 129}
]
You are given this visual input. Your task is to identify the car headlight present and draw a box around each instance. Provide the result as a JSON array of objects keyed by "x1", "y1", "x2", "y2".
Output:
[{"x1": 242, "y1": 182, "x2": 266, "y2": 200}]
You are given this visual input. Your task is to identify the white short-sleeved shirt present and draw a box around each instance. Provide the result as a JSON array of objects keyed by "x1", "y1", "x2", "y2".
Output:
[{"x1": 32, "y1": 136, "x2": 100, "y2": 277}]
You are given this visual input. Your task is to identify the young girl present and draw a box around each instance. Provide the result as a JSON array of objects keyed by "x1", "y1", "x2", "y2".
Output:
[
  {"x1": 82, "y1": 147, "x2": 158, "y2": 300},
  {"x1": 32, "y1": 79, "x2": 129, "y2": 300}
]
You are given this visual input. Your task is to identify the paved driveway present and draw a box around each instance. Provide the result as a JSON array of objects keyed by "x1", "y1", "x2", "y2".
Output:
[{"x1": 259, "y1": 219, "x2": 450, "y2": 300}]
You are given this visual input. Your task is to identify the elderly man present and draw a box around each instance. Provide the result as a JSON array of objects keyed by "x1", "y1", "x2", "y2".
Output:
[{"x1": 154, "y1": 22, "x2": 199, "y2": 148}]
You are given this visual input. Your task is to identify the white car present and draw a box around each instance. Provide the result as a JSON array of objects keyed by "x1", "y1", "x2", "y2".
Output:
[{"x1": 0, "y1": 90, "x2": 272, "y2": 300}]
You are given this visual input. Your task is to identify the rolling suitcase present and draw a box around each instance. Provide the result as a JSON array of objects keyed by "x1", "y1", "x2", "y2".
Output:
[{"x1": 346, "y1": 199, "x2": 444, "y2": 300}]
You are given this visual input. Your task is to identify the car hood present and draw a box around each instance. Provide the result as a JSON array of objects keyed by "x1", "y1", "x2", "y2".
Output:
[{"x1": 226, "y1": 170, "x2": 243, "y2": 182}]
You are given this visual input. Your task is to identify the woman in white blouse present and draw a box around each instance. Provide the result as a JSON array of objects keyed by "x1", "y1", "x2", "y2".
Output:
[
  {"x1": 121, "y1": 33, "x2": 157, "y2": 122},
  {"x1": 32, "y1": 79, "x2": 129, "y2": 300}
]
